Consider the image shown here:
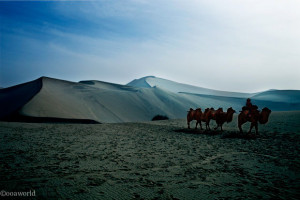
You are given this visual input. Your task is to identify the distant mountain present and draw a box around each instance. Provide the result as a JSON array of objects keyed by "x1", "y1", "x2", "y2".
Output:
[{"x1": 0, "y1": 76, "x2": 299, "y2": 123}]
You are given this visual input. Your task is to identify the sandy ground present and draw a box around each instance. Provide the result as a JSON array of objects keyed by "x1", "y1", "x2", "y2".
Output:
[{"x1": 0, "y1": 111, "x2": 299, "y2": 199}]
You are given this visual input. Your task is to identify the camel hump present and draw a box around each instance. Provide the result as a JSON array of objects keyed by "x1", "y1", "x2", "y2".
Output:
[
  {"x1": 217, "y1": 108, "x2": 223, "y2": 112},
  {"x1": 252, "y1": 105, "x2": 258, "y2": 110},
  {"x1": 262, "y1": 107, "x2": 271, "y2": 112},
  {"x1": 188, "y1": 108, "x2": 193, "y2": 112},
  {"x1": 242, "y1": 106, "x2": 248, "y2": 111}
]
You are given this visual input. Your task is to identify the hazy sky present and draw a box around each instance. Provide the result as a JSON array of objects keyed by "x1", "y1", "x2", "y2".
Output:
[{"x1": 1, "y1": 0, "x2": 300, "y2": 92}]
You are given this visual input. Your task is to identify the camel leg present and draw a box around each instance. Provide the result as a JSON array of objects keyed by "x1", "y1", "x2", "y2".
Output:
[
  {"x1": 206, "y1": 120, "x2": 210, "y2": 130},
  {"x1": 221, "y1": 124, "x2": 223, "y2": 131},
  {"x1": 214, "y1": 124, "x2": 219, "y2": 130},
  {"x1": 255, "y1": 123, "x2": 258, "y2": 135},
  {"x1": 238, "y1": 124, "x2": 243, "y2": 133},
  {"x1": 248, "y1": 122, "x2": 254, "y2": 134},
  {"x1": 200, "y1": 121, "x2": 203, "y2": 130},
  {"x1": 238, "y1": 122, "x2": 242, "y2": 133},
  {"x1": 238, "y1": 116, "x2": 246, "y2": 134},
  {"x1": 195, "y1": 122, "x2": 198, "y2": 129},
  {"x1": 187, "y1": 121, "x2": 190, "y2": 129},
  {"x1": 196, "y1": 121, "x2": 202, "y2": 130},
  {"x1": 238, "y1": 122, "x2": 244, "y2": 134}
]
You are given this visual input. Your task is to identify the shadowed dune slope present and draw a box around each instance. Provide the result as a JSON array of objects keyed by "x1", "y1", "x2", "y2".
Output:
[{"x1": 0, "y1": 78, "x2": 42, "y2": 119}]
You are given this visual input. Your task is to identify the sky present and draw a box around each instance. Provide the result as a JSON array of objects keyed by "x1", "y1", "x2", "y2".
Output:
[{"x1": 0, "y1": 0, "x2": 300, "y2": 92}]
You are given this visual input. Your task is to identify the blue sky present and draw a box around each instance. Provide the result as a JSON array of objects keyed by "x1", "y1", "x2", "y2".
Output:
[{"x1": 1, "y1": 0, "x2": 300, "y2": 92}]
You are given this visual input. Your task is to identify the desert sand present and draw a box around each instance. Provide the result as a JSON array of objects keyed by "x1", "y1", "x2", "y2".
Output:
[{"x1": 0, "y1": 111, "x2": 299, "y2": 199}]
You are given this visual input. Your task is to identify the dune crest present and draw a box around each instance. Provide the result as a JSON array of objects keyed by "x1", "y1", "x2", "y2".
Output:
[{"x1": 127, "y1": 76, "x2": 252, "y2": 98}]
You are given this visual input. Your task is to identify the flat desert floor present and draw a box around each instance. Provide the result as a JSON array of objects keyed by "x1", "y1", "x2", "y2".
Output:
[{"x1": 0, "y1": 111, "x2": 299, "y2": 199}]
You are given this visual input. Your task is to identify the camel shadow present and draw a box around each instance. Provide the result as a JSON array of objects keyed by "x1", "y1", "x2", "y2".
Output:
[
  {"x1": 221, "y1": 131, "x2": 258, "y2": 140},
  {"x1": 174, "y1": 129, "x2": 258, "y2": 140},
  {"x1": 174, "y1": 128, "x2": 221, "y2": 136}
]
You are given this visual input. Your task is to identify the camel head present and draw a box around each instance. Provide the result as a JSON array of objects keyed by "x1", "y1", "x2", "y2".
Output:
[
  {"x1": 227, "y1": 107, "x2": 236, "y2": 113},
  {"x1": 226, "y1": 107, "x2": 236, "y2": 122},
  {"x1": 187, "y1": 108, "x2": 194, "y2": 113},
  {"x1": 259, "y1": 107, "x2": 272, "y2": 124},
  {"x1": 262, "y1": 107, "x2": 271, "y2": 113}
]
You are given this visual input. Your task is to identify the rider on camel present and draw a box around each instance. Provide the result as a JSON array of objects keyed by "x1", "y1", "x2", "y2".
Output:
[
  {"x1": 246, "y1": 98, "x2": 252, "y2": 110},
  {"x1": 245, "y1": 98, "x2": 253, "y2": 117}
]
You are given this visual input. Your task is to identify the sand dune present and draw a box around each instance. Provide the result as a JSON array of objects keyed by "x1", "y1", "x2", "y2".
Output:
[
  {"x1": 128, "y1": 76, "x2": 300, "y2": 105},
  {"x1": 180, "y1": 92, "x2": 300, "y2": 111},
  {"x1": 0, "y1": 76, "x2": 299, "y2": 123},
  {"x1": 252, "y1": 90, "x2": 300, "y2": 103},
  {"x1": 1, "y1": 77, "x2": 200, "y2": 123},
  {"x1": 127, "y1": 76, "x2": 253, "y2": 98},
  {"x1": 79, "y1": 80, "x2": 136, "y2": 91},
  {"x1": 0, "y1": 78, "x2": 42, "y2": 119}
]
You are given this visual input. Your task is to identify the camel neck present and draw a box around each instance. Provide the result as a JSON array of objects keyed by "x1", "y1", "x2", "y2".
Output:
[
  {"x1": 226, "y1": 111, "x2": 234, "y2": 122},
  {"x1": 259, "y1": 112, "x2": 270, "y2": 124}
]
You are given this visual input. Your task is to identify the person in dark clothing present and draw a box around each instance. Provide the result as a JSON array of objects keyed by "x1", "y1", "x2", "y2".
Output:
[
  {"x1": 245, "y1": 98, "x2": 253, "y2": 118},
  {"x1": 246, "y1": 98, "x2": 252, "y2": 110}
]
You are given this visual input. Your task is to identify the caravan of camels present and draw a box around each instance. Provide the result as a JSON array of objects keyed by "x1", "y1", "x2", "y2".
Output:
[{"x1": 187, "y1": 98, "x2": 272, "y2": 134}]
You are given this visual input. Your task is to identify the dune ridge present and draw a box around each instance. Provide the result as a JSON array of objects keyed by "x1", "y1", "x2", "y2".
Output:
[
  {"x1": 128, "y1": 76, "x2": 300, "y2": 104},
  {"x1": 127, "y1": 76, "x2": 253, "y2": 98}
]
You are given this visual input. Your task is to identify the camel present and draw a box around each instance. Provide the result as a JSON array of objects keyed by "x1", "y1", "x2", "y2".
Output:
[
  {"x1": 214, "y1": 107, "x2": 236, "y2": 131},
  {"x1": 187, "y1": 108, "x2": 202, "y2": 129},
  {"x1": 204, "y1": 107, "x2": 223, "y2": 130},
  {"x1": 200, "y1": 108, "x2": 210, "y2": 130},
  {"x1": 238, "y1": 107, "x2": 271, "y2": 134}
]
